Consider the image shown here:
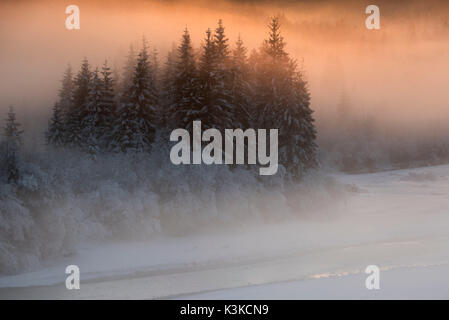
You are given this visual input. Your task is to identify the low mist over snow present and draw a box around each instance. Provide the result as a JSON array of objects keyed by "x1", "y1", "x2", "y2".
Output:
[{"x1": 2, "y1": 165, "x2": 449, "y2": 298}]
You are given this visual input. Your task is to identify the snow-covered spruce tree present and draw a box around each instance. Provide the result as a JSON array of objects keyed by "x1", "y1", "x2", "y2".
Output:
[
  {"x1": 160, "y1": 43, "x2": 178, "y2": 128},
  {"x1": 57, "y1": 65, "x2": 74, "y2": 143},
  {"x1": 119, "y1": 45, "x2": 137, "y2": 100},
  {"x1": 231, "y1": 35, "x2": 252, "y2": 129},
  {"x1": 150, "y1": 47, "x2": 165, "y2": 127},
  {"x1": 214, "y1": 20, "x2": 230, "y2": 63},
  {"x1": 253, "y1": 16, "x2": 317, "y2": 180},
  {"x1": 251, "y1": 17, "x2": 289, "y2": 130},
  {"x1": 282, "y1": 62, "x2": 318, "y2": 179},
  {"x1": 211, "y1": 20, "x2": 234, "y2": 130},
  {"x1": 98, "y1": 60, "x2": 116, "y2": 150},
  {"x1": 196, "y1": 23, "x2": 233, "y2": 131},
  {"x1": 66, "y1": 58, "x2": 91, "y2": 148},
  {"x1": 82, "y1": 68, "x2": 102, "y2": 157},
  {"x1": 46, "y1": 102, "x2": 65, "y2": 147},
  {"x1": 194, "y1": 28, "x2": 215, "y2": 130},
  {"x1": 2, "y1": 106, "x2": 23, "y2": 184},
  {"x1": 150, "y1": 48, "x2": 160, "y2": 87},
  {"x1": 113, "y1": 40, "x2": 158, "y2": 152},
  {"x1": 111, "y1": 64, "x2": 121, "y2": 101},
  {"x1": 168, "y1": 28, "x2": 202, "y2": 131}
]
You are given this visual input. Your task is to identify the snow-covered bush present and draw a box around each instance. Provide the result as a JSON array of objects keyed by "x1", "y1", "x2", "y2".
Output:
[{"x1": 0, "y1": 138, "x2": 343, "y2": 274}]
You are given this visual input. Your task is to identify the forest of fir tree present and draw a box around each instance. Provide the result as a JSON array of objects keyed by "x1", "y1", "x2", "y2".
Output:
[{"x1": 42, "y1": 17, "x2": 316, "y2": 182}]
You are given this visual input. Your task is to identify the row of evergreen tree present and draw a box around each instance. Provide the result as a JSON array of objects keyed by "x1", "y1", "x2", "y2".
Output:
[{"x1": 46, "y1": 17, "x2": 317, "y2": 177}]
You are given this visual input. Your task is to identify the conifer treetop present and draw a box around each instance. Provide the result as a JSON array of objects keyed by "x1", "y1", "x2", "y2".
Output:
[
  {"x1": 3, "y1": 106, "x2": 23, "y2": 146},
  {"x1": 265, "y1": 16, "x2": 288, "y2": 60},
  {"x1": 59, "y1": 64, "x2": 74, "y2": 102},
  {"x1": 214, "y1": 19, "x2": 229, "y2": 61}
]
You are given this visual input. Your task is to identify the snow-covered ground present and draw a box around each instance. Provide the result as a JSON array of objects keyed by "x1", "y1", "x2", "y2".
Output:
[
  {"x1": 1, "y1": 165, "x2": 449, "y2": 299},
  {"x1": 180, "y1": 264, "x2": 449, "y2": 299}
]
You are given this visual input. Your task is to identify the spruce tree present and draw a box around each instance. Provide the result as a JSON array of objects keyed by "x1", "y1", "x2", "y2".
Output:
[
  {"x1": 58, "y1": 65, "x2": 74, "y2": 144},
  {"x1": 231, "y1": 35, "x2": 251, "y2": 129},
  {"x1": 197, "y1": 28, "x2": 216, "y2": 130},
  {"x1": 120, "y1": 45, "x2": 136, "y2": 99},
  {"x1": 168, "y1": 28, "x2": 201, "y2": 131},
  {"x1": 112, "y1": 64, "x2": 121, "y2": 101},
  {"x1": 197, "y1": 24, "x2": 233, "y2": 131},
  {"x1": 2, "y1": 107, "x2": 23, "y2": 183},
  {"x1": 265, "y1": 16, "x2": 288, "y2": 60},
  {"x1": 214, "y1": 19, "x2": 230, "y2": 64},
  {"x1": 150, "y1": 47, "x2": 163, "y2": 126},
  {"x1": 254, "y1": 16, "x2": 317, "y2": 179},
  {"x1": 161, "y1": 43, "x2": 178, "y2": 128},
  {"x1": 82, "y1": 68, "x2": 102, "y2": 156},
  {"x1": 46, "y1": 102, "x2": 65, "y2": 147},
  {"x1": 66, "y1": 58, "x2": 91, "y2": 147},
  {"x1": 252, "y1": 17, "x2": 290, "y2": 129},
  {"x1": 281, "y1": 61, "x2": 318, "y2": 179},
  {"x1": 212, "y1": 20, "x2": 233, "y2": 130},
  {"x1": 3, "y1": 106, "x2": 23, "y2": 148},
  {"x1": 98, "y1": 60, "x2": 116, "y2": 150},
  {"x1": 150, "y1": 48, "x2": 160, "y2": 87},
  {"x1": 113, "y1": 40, "x2": 158, "y2": 152}
]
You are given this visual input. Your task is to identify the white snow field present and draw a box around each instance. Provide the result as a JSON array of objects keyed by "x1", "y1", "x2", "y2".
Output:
[{"x1": 1, "y1": 165, "x2": 449, "y2": 299}]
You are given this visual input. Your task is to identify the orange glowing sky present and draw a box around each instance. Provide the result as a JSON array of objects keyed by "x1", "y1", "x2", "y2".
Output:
[{"x1": 1, "y1": 0, "x2": 449, "y2": 132}]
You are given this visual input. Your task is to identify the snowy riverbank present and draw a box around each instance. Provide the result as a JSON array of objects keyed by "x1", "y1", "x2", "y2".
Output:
[{"x1": 1, "y1": 164, "x2": 449, "y2": 299}]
